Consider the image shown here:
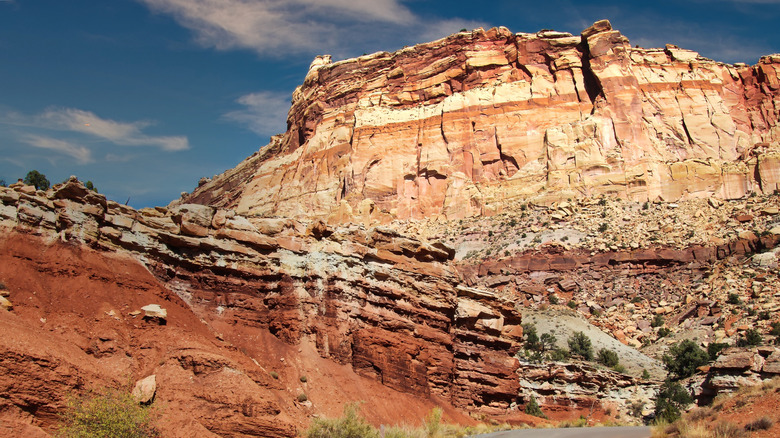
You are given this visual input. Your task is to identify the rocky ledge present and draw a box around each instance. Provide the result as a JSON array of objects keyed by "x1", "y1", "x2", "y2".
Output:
[{"x1": 185, "y1": 20, "x2": 780, "y2": 223}]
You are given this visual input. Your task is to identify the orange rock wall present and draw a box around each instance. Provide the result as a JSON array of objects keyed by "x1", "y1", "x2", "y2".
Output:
[{"x1": 186, "y1": 21, "x2": 780, "y2": 223}]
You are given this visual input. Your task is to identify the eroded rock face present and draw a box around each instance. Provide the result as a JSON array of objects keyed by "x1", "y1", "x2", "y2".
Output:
[
  {"x1": 184, "y1": 20, "x2": 780, "y2": 223},
  {"x1": 0, "y1": 179, "x2": 524, "y2": 431}
]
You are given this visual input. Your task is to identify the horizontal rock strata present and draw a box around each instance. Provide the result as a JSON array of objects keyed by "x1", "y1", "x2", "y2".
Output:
[{"x1": 185, "y1": 20, "x2": 780, "y2": 223}]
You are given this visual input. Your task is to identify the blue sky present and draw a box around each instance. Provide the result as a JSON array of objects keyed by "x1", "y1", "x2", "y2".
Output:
[{"x1": 2, "y1": 0, "x2": 779, "y2": 208}]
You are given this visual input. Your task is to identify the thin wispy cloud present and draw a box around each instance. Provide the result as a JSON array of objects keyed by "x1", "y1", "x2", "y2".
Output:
[
  {"x1": 137, "y1": 0, "x2": 485, "y2": 57},
  {"x1": 6, "y1": 107, "x2": 189, "y2": 152},
  {"x1": 22, "y1": 135, "x2": 93, "y2": 164},
  {"x1": 222, "y1": 91, "x2": 290, "y2": 135}
]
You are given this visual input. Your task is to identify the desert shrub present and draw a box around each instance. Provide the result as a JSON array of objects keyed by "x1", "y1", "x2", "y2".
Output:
[
  {"x1": 306, "y1": 403, "x2": 378, "y2": 438},
  {"x1": 654, "y1": 380, "x2": 693, "y2": 423},
  {"x1": 651, "y1": 314, "x2": 665, "y2": 328},
  {"x1": 598, "y1": 223, "x2": 608, "y2": 233},
  {"x1": 300, "y1": 375, "x2": 308, "y2": 383},
  {"x1": 567, "y1": 300, "x2": 577, "y2": 309},
  {"x1": 269, "y1": 371, "x2": 279, "y2": 379},
  {"x1": 707, "y1": 342, "x2": 729, "y2": 361},
  {"x1": 24, "y1": 170, "x2": 50, "y2": 191},
  {"x1": 597, "y1": 348, "x2": 619, "y2": 368},
  {"x1": 713, "y1": 421, "x2": 745, "y2": 438},
  {"x1": 662, "y1": 340, "x2": 708, "y2": 379},
  {"x1": 424, "y1": 407, "x2": 442, "y2": 437},
  {"x1": 567, "y1": 331, "x2": 593, "y2": 360},
  {"x1": 736, "y1": 328, "x2": 762, "y2": 347},
  {"x1": 727, "y1": 293, "x2": 741, "y2": 305},
  {"x1": 642, "y1": 369, "x2": 651, "y2": 380},
  {"x1": 524, "y1": 395, "x2": 547, "y2": 419},
  {"x1": 297, "y1": 393, "x2": 308, "y2": 402},
  {"x1": 744, "y1": 416, "x2": 773, "y2": 431},
  {"x1": 612, "y1": 364, "x2": 626, "y2": 373},
  {"x1": 548, "y1": 347, "x2": 570, "y2": 362},
  {"x1": 548, "y1": 295, "x2": 559, "y2": 305},
  {"x1": 657, "y1": 327, "x2": 671, "y2": 338},
  {"x1": 770, "y1": 321, "x2": 780, "y2": 337},
  {"x1": 57, "y1": 389, "x2": 159, "y2": 438}
]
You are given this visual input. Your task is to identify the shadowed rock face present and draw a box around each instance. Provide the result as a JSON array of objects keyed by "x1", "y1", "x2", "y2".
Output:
[{"x1": 184, "y1": 20, "x2": 780, "y2": 223}]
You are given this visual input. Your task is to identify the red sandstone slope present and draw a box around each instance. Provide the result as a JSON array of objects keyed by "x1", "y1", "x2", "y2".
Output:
[
  {"x1": 0, "y1": 232, "x2": 473, "y2": 436},
  {"x1": 183, "y1": 20, "x2": 780, "y2": 223}
]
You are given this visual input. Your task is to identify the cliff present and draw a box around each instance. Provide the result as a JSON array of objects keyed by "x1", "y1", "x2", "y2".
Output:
[{"x1": 184, "y1": 20, "x2": 780, "y2": 223}]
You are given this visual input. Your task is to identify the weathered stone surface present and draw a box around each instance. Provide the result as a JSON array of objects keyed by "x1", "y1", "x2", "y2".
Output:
[
  {"x1": 183, "y1": 20, "x2": 780, "y2": 223},
  {"x1": 131, "y1": 374, "x2": 156, "y2": 404}
]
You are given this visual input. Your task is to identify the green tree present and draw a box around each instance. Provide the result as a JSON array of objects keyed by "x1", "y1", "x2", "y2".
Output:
[
  {"x1": 524, "y1": 395, "x2": 547, "y2": 419},
  {"x1": 85, "y1": 180, "x2": 98, "y2": 192},
  {"x1": 523, "y1": 324, "x2": 541, "y2": 351},
  {"x1": 568, "y1": 331, "x2": 593, "y2": 360},
  {"x1": 654, "y1": 379, "x2": 693, "y2": 423},
  {"x1": 662, "y1": 340, "x2": 708, "y2": 379},
  {"x1": 24, "y1": 170, "x2": 50, "y2": 190},
  {"x1": 707, "y1": 342, "x2": 729, "y2": 361},
  {"x1": 57, "y1": 389, "x2": 159, "y2": 438},
  {"x1": 597, "y1": 348, "x2": 619, "y2": 368},
  {"x1": 0, "y1": 178, "x2": 6, "y2": 187},
  {"x1": 539, "y1": 332, "x2": 557, "y2": 352}
]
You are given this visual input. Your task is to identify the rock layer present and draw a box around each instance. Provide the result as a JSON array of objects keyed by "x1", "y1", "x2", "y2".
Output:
[{"x1": 185, "y1": 20, "x2": 780, "y2": 223}]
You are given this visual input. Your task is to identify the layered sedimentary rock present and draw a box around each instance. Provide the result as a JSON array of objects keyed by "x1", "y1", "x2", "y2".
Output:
[
  {"x1": 0, "y1": 179, "x2": 524, "y2": 425},
  {"x1": 185, "y1": 20, "x2": 780, "y2": 223}
]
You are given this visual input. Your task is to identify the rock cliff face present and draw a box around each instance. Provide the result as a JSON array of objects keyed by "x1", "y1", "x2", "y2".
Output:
[
  {"x1": 0, "y1": 179, "x2": 525, "y2": 434},
  {"x1": 185, "y1": 20, "x2": 780, "y2": 223}
]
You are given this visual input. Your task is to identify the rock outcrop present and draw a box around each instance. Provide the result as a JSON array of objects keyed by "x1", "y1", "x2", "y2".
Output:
[
  {"x1": 184, "y1": 20, "x2": 780, "y2": 223},
  {"x1": 0, "y1": 178, "x2": 525, "y2": 434}
]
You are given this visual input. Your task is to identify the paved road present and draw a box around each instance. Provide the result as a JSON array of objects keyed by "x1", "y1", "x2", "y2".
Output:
[{"x1": 474, "y1": 426, "x2": 651, "y2": 438}]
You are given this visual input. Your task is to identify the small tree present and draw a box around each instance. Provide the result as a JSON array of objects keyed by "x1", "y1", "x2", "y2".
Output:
[
  {"x1": 524, "y1": 395, "x2": 547, "y2": 419},
  {"x1": 707, "y1": 342, "x2": 729, "y2": 361},
  {"x1": 597, "y1": 348, "x2": 620, "y2": 368},
  {"x1": 306, "y1": 403, "x2": 378, "y2": 438},
  {"x1": 662, "y1": 340, "x2": 708, "y2": 379},
  {"x1": 85, "y1": 180, "x2": 98, "y2": 192},
  {"x1": 568, "y1": 331, "x2": 593, "y2": 360},
  {"x1": 523, "y1": 324, "x2": 541, "y2": 351},
  {"x1": 539, "y1": 332, "x2": 557, "y2": 352},
  {"x1": 651, "y1": 314, "x2": 664, "y2": 328},
  {"x1": 23, "y1": 170, "x2": 50, "y2": 191},
  {"x1": 0, "y1": 178, "x2": 6, "y2": 187},
  {"x1": 654, "y1": 379, "x2": 692, "y2": 423}
]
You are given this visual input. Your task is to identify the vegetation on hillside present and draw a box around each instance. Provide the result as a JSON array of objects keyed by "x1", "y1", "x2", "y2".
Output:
[{"x1": 57, "y1": 389, "x2": 159, "y2": 438}]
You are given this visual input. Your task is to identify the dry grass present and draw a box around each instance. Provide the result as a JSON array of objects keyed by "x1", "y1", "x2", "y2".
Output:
[{"x1": 744, "y1": 416, "x2": 773, "y2": 432}]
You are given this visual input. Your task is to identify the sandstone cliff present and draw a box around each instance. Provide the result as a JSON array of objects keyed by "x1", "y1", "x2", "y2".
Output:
[{"x1": 184, "y1": 20, "x2": 780, "y2": 223}]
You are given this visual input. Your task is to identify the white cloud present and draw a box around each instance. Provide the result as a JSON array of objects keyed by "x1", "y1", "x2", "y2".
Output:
[
  {"x1": 21, "y1": 135, "x2": 93, "y2": 164},
  {"x1": 222, "y1": 91, "x2": 290, "y2": 135},
  {"x1": 137, "y1": 0, "x2": 486, "y2": 56},
  {"x1": 7, "y1": 107, "x2": 190, "y2": 151}
]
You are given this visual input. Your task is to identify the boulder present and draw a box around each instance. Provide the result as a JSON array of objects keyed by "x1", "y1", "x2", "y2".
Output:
[{"x1": 131, "y1": 375, "x2": 157, "y2": 404}]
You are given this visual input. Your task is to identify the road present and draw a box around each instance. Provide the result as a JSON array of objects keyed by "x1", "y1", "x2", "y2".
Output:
[{"x1": 474, "y1": 426, "x2": 651, "y2": 438}]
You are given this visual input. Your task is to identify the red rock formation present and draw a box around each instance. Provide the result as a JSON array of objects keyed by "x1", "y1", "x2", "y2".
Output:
[{"x1": 184, "y1": 20, "x2": 780, "y2": 223}]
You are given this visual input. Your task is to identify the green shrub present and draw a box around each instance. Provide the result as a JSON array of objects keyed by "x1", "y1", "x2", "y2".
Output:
[
  {"x1": 654, "y1": 379, "x2": 693, "y2": 423},
  {"x1": 707, "y1": 342, "x2": 729, "y2": 361},
  {"x1": 523, "y1": 324, "x2": 541, "y2": 351},
  {"x1": 598, "y1": 223, "x2": 608, "y2": 233},
  {"x1": 771, "y1": 321, "x2": 780, "y2": 337},
  {"x1": 642, "y1": 369, "x2": 650, "y2": 380},
  {"x1": 300, "y1": 375, "x2": 308, "y2": 383},
  {"x1": 24, "y1": 170, "x2": 50, "y2": 191},
  {"x1": 662, "y1": 340, "x2": 708, "y2": 379},
  {"x1": 736, "y1": 328, "x2": 762, "y2": 347},
  {"x1": 657, "y1": 327, "x2": 671, "y2": 338},
  {"x1": 727, "y1": 293, "x2": 741, "y2": 305},
  {"x1": 651, "y1": 314, "x2": 664, "y2": 328},
  {"x1": 297, "y1": 393, "x2": 308, "y2": 402},
  {"x1": 57, "y1": 389, "x2": 159, "y2": 438},
  {"x1": 612, "y1": 364, "x2": 626, "y2": 373},
  {"x1": 548, "y1": 295, "x2": 559, "y2": 305},
  {"x1": 524, "y1": 395, "x2": 547, "y2": 419},
  {"x1": 597, "y1": 348, "x2": 619, "y2": 368},
  {"x1": 548, "y1": 347, "x2": 570, "y2": 361},
  {"x1": 567, "y1": 300, "x2": 577, "y2": 309},
  {"x1": 306, "y1": 403, "x2": 378, "y2": 438},
  {"x1": 424, "y1": 407, "x2": 442, "y2": 437},
  {"x1": 270, "y1": 371, "x2": 279, "y2": 379},
  {"x1": 568, "y1": 331, "x2": 593, "y2": 361}
]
